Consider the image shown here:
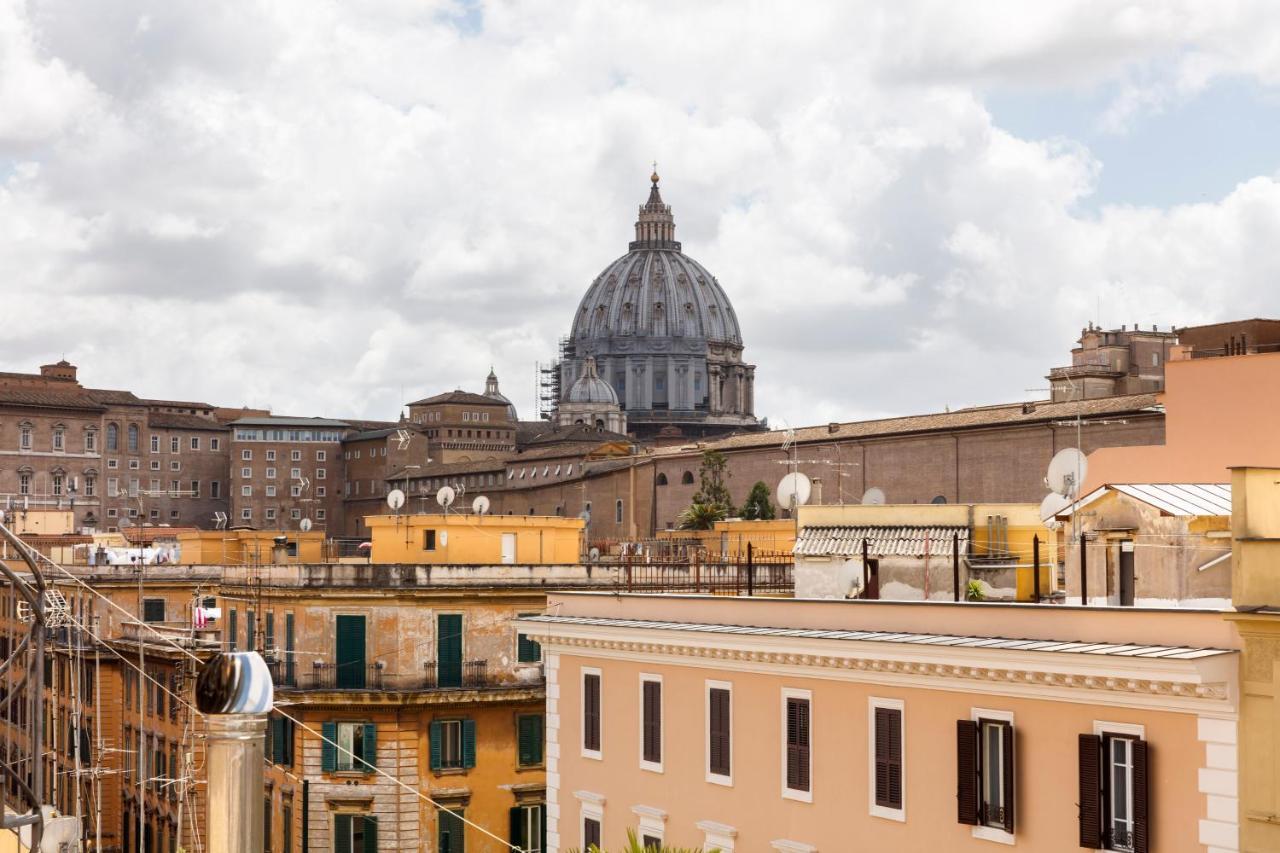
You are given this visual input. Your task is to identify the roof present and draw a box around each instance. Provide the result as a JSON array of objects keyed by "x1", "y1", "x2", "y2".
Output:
[
  {"x1": 147, "y1": 412, "x2": 228, "y2": 432},
  {"x1": 228, "y1": 416, "x2": 350, "y2": 428},
  {"x1": 387, "y1": 458, "x2": 508, "y2": 480},
  {"x1": 343, "y1": 424, "x2": 421, "y2": 443},
  {"x1": 85, "y1": 388, "x2": 144, "y2": 406},
  {"x1": 1063, "y1": 483, "x2": 1232, "y2": 518},
  {"x1": 513, "y1": 441, "x2": 633, "y2": 462},
  {"x1": 522, "y1": 614, "x2": 1232, "y2": 661},
  {"x1": 0, "y1": 386, "x2": 105, "y2": 412},
  {"x1": 516, "y1": 420, "x2": 555, "y2": 446},
  {"x1": 708, "y1": 393, "x2": 1162, "y2": 453},
  {"x1": 141, "y1": 398, "x2": 214, "y2": 410},
  {"x1": 408, "y1": 390, "x2": 509, "y2": 408},
  {"x1": 524, "y1": 424, "x2": 633, "y2": 446},
  {"x1": 795, "y1": 525, "x2": 969, "y2": 557}
]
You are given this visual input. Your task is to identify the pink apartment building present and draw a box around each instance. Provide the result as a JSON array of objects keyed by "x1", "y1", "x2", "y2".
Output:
[{"x1": 521, "y1": 595, "x2": 1240, "y2": 852}]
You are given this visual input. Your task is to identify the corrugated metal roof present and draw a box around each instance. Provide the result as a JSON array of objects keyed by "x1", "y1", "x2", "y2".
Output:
[
  {"x1": 794, "y1": 525, "x2": 969, "y2": 557},
  {"x1": 1060, "y1": 483, "x2": 1231, "y2": 518},
  {"x1": 523, "y1": 614, "x2": 1232, "y2": 660}
]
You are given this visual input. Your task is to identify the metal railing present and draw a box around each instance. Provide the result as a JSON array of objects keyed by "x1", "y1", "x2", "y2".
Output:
[
  {"x1": 275, "y1": 658, "x2": 533, "y2": 691},
  {"x1": 296, "y1": 662, "x2": 384, "y2": 690},
  {"x1": 620, "y1": 549, "x2": 794, "y2": 595}
]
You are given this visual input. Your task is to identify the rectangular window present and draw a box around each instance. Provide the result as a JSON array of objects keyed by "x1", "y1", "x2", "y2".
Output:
[
  {"x1": 423, "y1": 530, "x2": 437, "y2": 551},
  {"x1": 211, "y1": 438, "x2": 220, "y2": 451},
  {"x1": 228, "y1": 609, "x2": 238, "y2": 651},
  {"x1": 151, "y1": 459, "x2": 161, "y2": 471},
  {"x1": 517, "y1": 714, "x2": 544, "y2": 767},
  {"x1": 516, "y1": 615, "x2": 541, "y2": 663},
  {"x1": 191, "y1": 480, "x2": 200, "y2": 497},
  {"x1": 291, "y1": 450, "x2": 301, "y2": 461},
  {"x1": 242, "y1": 449, "x2": 252, "y2": 460},
  {"x1": 211, "y1": 481, "x2": 221, "y2": 498},
  {"x1": 707, "y1": 681, "x2": 732, "y2": 783},
  {"x1": 266, "y1": 449, "x2": 277, "y2": 461},
  {"x1": 783, "y1": 690, "x2": 812, "y2": 800},
  {"x1": 242, "y1": 486, "x2": 252, "y2": 497},
  {"x1": 640, "y1": 676, "x2": 662, "y2": 770},
  {"x1": 241, "y1": 467, "x2": 252, "y2": 478},
  {"x1": 317, "y1": 450, "x2": 326, "y2": 461},
  {"x1": 266, "y1": 467, "x2": 277, "y2": 479},
  {"x1": 170, "y1": 436, "x2": 179, "y2": 453},
  {"x1": 151, "y1": 435, "x2": 160, "y2": 453},
  {"x1": 242, "y1": 508, "x2": 252, "y2": 520},
  {"x1": 266, "y1": 485, "x2": 277, "y2": 497},
  {"x1": 509, "y1": 804, "x2": 545, "y2": 853},
  {"x1": 437, "y1": 809, "x2": 465, "y2": 853},
  {"x1": 321, "y1": 721, "x2": 376, "y2": 773},
  {"x1": 957, "y1": 711, "x2": 1016, "y2": 839},
  {"x1": 436, "y1": 613, "x2": 463, "y2": 687},
  {"x1": 317, "y1": 486, "x2": 326, "y2": 497},
  {"x1": 582, "y1": 669, "x2": 602, "y2": 758},
  {"x1": 142, "y1": 599, "x2": 166, "y2": 622},
  {"x1": 428, "y1": 719, "x2": 475, "y2": 771},
  {"x1": 870, "y1": 697, "x2": 905, "y2": 820},
  {"x1": 86, "y1": 431, "x2": 96, "y2": 452},
  {"x1": 583, "y1": 817, "x2": 601, "y2": 851},
  {"x1": 265, "y1": 508, "x2": 277, "y2": 521},
  {"x1": 190, "y1": 437, "x2": 200, "y2": 451},
  {"x1": 317, "y1": 468, "x2": 326, "y2": 479},
  {"x1": 333, "y1": 814, "x2": 378, "y2": 853},
  {"x1": 1079, "y1": 724, "x2": 1148, "y2": 852}
]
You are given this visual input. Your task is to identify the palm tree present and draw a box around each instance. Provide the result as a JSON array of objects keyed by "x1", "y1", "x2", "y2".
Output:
[
  {"x1": 565, "y1": 829, "x2": 718, "y2": 852},
  {"x1": 677, "y1": 501, "x2": 727, "y2": 530}
]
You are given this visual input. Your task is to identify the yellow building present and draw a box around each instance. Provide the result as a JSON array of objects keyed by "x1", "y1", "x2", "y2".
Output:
[
  {"x1": 794, "y1": 502, "x2": 1054, "y2": 601},
  {"x1": 656, "y1": 518, "x2": 795, "y2": 557},
  {"x1": 176, "y1": 528, "x2": 328, "y2": 564},
  {"x1": 365, "y1": 513, "x2": 584, "y2": 565}
]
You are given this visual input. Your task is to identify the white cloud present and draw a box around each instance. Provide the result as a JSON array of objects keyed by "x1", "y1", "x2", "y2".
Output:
[{"x1": 1, "y1": 0, "x2": 1278, "y2": 429}]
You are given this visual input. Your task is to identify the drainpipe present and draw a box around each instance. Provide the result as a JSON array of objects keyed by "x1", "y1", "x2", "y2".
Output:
[{"x1": 196, "y1": 651, "x2": 274, "y2": 853}]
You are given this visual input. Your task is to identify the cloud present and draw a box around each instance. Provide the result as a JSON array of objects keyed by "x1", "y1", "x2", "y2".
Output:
[{"x1": 1, "y1": 0, "x2": 1279, "y2": 430}]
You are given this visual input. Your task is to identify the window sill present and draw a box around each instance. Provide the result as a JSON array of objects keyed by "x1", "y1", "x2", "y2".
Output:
[
  {"x1": 330, "y1": 770, "x2": 373, "y2": 779},
  {"x1": 640, "y1": 761, "x2": 664, "y2": 774},
  {"x1": 782, "y1": 788, "x2": 812, "y2": 804},
  {"x1": 705, "y1": 773, "x2": 733, "y2": 788},
  {"x1": 431, "y1": 767, "x2": 468, "y2": 777},
  {"x1": 870, "y1": 804, "x2": 905, "y2": 822},
  {"x1": 972, "y1": 825, "x2": 1015, "y2": 846},
  {"x1": 581, "y1": 749, "x2": 602, "y2": 761},
  {"x1": 515, "y1": 764, "x2": 544, "y2": 773}
]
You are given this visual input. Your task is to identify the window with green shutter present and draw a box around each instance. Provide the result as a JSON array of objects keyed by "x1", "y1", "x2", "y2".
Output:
[
  {"x1": 142, "y1": 598, "x2": 166, "y2": 622},
  {"x1": 334, "y1": 814, "x2": 378, "y2": 853},
  {"x1": 437, "y1": 613, "x2": 463, "y2": 687},
  {"x1": 430, "y1": 719, "x2": 472, "y2": 771},
  {"x1": 247, "y1": 609, "x2": 255, "y2": 651},
  {"x1": 324, "y1": 721, "x2": 374, "y2": 773},
  {"x1": 509, "y1": 804, "x2": 546, "y2": 853},
  {"x1": 335, "y1": 615, "x2": 367, "y2": 689},
  {"x1": 517, "y1": 715, "x2": 544, "y2": 767},
  {"x1": 228, "y1": 609, "x2": 237, "y2": 651},
  {"x1": 516, "y1": 614, "x2": 541, "y2": 663},
  {"x1": 438, "y1": 808, "x2": 466, "y2": 853}
]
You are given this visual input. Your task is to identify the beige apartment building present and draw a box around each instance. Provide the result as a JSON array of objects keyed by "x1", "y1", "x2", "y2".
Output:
[{"x1": 228, "y1": 416, "x2": 348, "y2": 531}]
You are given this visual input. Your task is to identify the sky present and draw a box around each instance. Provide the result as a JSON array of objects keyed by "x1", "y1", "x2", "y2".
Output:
[{"x1": 2, "y1": 0, "x2": 1279, "y2": 428}]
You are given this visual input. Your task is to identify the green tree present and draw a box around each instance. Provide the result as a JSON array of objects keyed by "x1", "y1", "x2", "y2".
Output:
[
  {"x1": 566, "y1": 829, "x2": 719, "y2": 853},
  {"x1": 690, "y1": 450, "x2": 732, "y2": 515},
  {"x1": 677, "y1": 501, "x2": 727, "y2": 531},
  {"x1": 739, "y1": 480, "x2": 776, "y2": 520}
]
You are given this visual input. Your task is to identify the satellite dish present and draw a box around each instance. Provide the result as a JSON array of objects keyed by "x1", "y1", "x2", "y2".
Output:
[
  {"x1": 588, "y1": 547, "x2": 600, "y2": 561},
  {"x1": 579, "y1": 507, "x2": 591, "y2": 524},
  {"x1": 300, "y1": 518, "x2": 313, "y2": 532},
  {"x1": 861, "y1": 487, "x2": 886, "y2": 506},
  {"x1": 387, "y1": 488, "x2": 406, "y2": 511},
  {"x1": 776, "y1": 472, "x2": 812, "y2": 509},
  {"x1": 472, "y1": 495, "x2": 490, "y2": 515},
  {"x1": 1047, "y1": 448, "x2": 1088, "y2": 497},
  {"x1": 436, "y1": 486, "x2": 456, "y2": 508},
  {"x1": 1039, "y1": 492, "x2": 1072, "y2": 522}
]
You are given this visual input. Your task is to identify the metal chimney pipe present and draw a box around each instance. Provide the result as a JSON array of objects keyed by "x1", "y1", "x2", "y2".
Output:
[{"x1": 197, "y1": 652, "x2": 274, "y2": 853}]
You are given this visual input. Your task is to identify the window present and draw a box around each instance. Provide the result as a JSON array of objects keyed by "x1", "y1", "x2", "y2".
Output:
[
  {"x1": 211, "y1": 481, "x2": 221, "y2": 499},
  {"x1": 317, "y1": 450, "x2": 326, "y2": 461},
  {"x1": 241, "y1": 508, "x2": 252, "y2": 520},
  {"x1": 583, "y1": 816, "x2": 602, "y2": 851},
  {"x1": 150, "y1": 460, "x2": 160, "y2": 471},
  {"x1": 291, "y1": 467, "x2": 301, "y2": 479},
  {"x1": 707, "y1": 681, "x2": 732, "y2": 783},
  {"x1": 266, "y1": 467, "x2": 277, "y2": 479},
  {"x1": 333, "y1": 814, "x2": 377, "y2": 853},
  {"x1": 316, "y1": 486, "x2": 326, "y2": 497},
  {"x1": 210, "y1": 438, "x2": 220, "y2": 451},
  {"x1": 266, "y1": 449, "x2": 277, "y2": 461},
  {"x1": 615, "y1": 499, "x2": 624, "y2": 524},
  {"x1": 170, "y1": 436, "x2": 179, "y2": 453},
  {"x1": 290, "y1": 485, "x2": 302, "y2": 497},
  {"x1": 316, "y1": 509, "x2": 326, "y2": 520},
  {"x1": 870, "y1": 697, "x2": 905, "y2": 820},
  {"x1": 52, "y1": 426, "x2": 64, "y2": 451},
  {"x1": 510, "y1": 803, "x2": 545, "y2": 853},
  {"x1": 267, "y1": 714, "x2": 295, "y2": 765},
  {"x1": 265, "y1": 508, "x2": 277, "y2": 521},
  {"x1": 129, "y1": 459, "x2": 139, "y2": 469},
  {"x1": 52, "y1": 474, "x2": 63, "y2": 496},
  {"x1": 190, "y1": 480, "x2": 200, "y2": 497},
  {"x1": 957, "y1": 711, "x2": 1015, "y2": 840},
  {"x1": 266, "y1": 485, "x2": 277, "y2": 497},
  {"x1": 242, "y1": 449, "x2": 252, "y2": 461},
  {"x1": 516, "y1": 616, "x2": 541, "y2": 662},
  {"x1": 242, "y1": 486, "x2": 252, "y2": 497},
  {"x1": 170, "y1": 460, "x2": 180, "y2": 472},
  {"x1": 582, "y1": 668, "x2": 602, "y2": 758},
  {"x1": 291, "y1": 450, "x2": 301, "y2": 461},
  {"x1": 517, "y1": 714, "x2": 544, "y2": 766},
  {"x1": 150, "y1": 435, "x2": 159, "y2": 453},
  {"x1": 128, "y1": 477, "x2": 140, "y2": 497},
  {"x1": 316, "y1": 468, "x2": 326, "y2": 479},
  {"x1": 190, "y1": 437, "x2": 200, "y2": 451},
  {"x1": 423, "y1": 530, "x2": 437, "y2": 551},
  {"x1": 428, "y1": 719, "x2": 475, "y2": 771},
  {"x1": 783, "y1": 690, "x2": 811, "y2": 800},
  {"x1": 84, "y1": 475, "x2": 96, "y2": 497},
  {"x1": 107, "y1": 477, "x2": 119, "y2": 497},
  {"x1": 108, "y1": 458, "x2": 118, "y2": 469},
  {"x1": 437, "y1": 809, "x2": 464, "y2": 853},
  {"x1": 170, "y1": 479, "x2": 179, "y2": 493},
  {"x1": 85, "y1": 429, "x2": 97, "y2": 452},
  {"x1": 291, "y1": 509, "x2": 302, "y2": 520},
  {"x1": 656, "y1": 472, "x2": 668, "y2": 486},
  {"x1": 1080, "y1": 723, "x2": 1148, "y2": 852},
  {"x1": 321, "y1": 722, "x2": 376, "y2": 773},
  {"x1": 241, "y1": 467, "x2": 252, "y2": 478},
  {"x1": 640, "y1": 675, "x2": 662, "y2": 770},
  {"x1": 19, "y1": 424, "x2": 31, "y2": 450},
  {"x1": 143, "y1": 599, "x2": 166, "y2": 622},
  {"x1": 106, "y1": 423, "x2": 119, "y2": 451},
  {"x1": 18, "y1": 473, "x2": 30, "y2": 495}
]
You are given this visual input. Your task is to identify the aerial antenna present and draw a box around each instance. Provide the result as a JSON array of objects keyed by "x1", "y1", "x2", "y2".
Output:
[{"x1": 395, "y1": 429, "x2": 412, "y2": 451}]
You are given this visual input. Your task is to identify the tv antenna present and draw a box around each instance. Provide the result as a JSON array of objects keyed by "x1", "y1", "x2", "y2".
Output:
[{"x1": 395, "y1": 429, "x2": 412, "y2": 451}]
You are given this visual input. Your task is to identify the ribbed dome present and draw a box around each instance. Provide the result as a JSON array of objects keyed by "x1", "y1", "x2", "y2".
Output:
[
  {"x1": 565, "y1": 357, "x2": 618, "y2": 404},
  {"x1": 570, "y1": 175, "x2": 742, "y2": 346},
  {"x1": 483, "y1": 368, "x2": 518, "y2": 421}
]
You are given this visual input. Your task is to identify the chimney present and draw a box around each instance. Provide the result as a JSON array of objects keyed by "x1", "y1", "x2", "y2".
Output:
[
  {"x1": 811, "y1": 477, "x2": 823, "y2": 505},
  {"x1": 197, "y1": 652, "x2": 273, "y2": 853}
]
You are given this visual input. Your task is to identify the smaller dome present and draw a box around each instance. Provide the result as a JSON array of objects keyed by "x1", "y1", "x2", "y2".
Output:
[
  {"x1": 483, "y1": 368, "x2": 518, "y2": 421},
  {"x1": 566, "y1": 357, "x2": 618, "y2": 405}
]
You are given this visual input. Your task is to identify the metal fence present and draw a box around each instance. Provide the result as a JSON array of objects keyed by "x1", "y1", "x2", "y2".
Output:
[
  {"x1": 275, "y1": 658, "x2": 531, "y2": 692},
  {"x1": 618, "y1": 547, "x2": 793, "y2": 595}
]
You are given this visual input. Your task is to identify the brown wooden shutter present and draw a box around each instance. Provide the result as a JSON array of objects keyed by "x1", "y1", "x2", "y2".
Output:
[
  {"x1": 1132, "y1": 739, "x2": 1150, "y2": 853},
  {"x1": 642, "y1": 680, "x2": 661, "y2": 763},
  {"x1": 786, "y1": 698, "x2": 811, "y2": 792},
  {"x1": 1001, "y1": 722, "x2": 1016, "y2": 834},
  {"x1": 1077, "y1": 734, "x2": 1103, "y2": 848},
  {"x1": 709, "y1": 688, "x2": 730, "y2": 776},
  {"x1": 956, "y1": 719, "x2": 979, "y2": 825},
  {"x1": 874, "y1": 707, "x2": 903, "y2": 809},
  {"x1": 583, "y1": 673, "x2": 601, "y2": 752}
]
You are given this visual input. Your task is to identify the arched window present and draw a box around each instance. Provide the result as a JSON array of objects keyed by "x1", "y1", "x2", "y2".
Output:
[
  {"x1": 656, "y1": 473, "x2": 668, "y2": 486},
  {"x1": 681, "y1": 471, "x2": 695, "y2": 485},
  {"x1": 127, "y1": 424, "x2": 139, "y2": 453},
  {"x1": 106, "y1": 423, "x2": 119, "y2": 452},
  {"x1": 615, "y1": 499, "x2": 624, "y2": 524}
]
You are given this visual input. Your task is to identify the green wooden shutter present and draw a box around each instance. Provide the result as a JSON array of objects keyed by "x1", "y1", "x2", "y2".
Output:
[
  {"x1": 333, "y1": 814, "x2": 351, "y2": 853},
  {"x1": 228, "y1": 610, "x2": 238, "y2": 651},
  {"x1": 1077, "y1": 734, "x2": 1103, "y2": 848},
  {"x1": 429, "y1": 721, "x2": 442, "y2": 770},
  {"x1": 956, "y1": 720, "x2": 980, "y2": 825},
  {"x1": 509, "y1": 808, "x2": 524, "y2": 850},
  {"x1": 539, "y1": 804, "x2": 547, "y2": 852},
  {"x1": 283, "y1": 717, "x2": 294, "y2": 766},
  {"x1": 247, "y1": 610, "x2": 255, "y2": 651},
  {"x1": 438, "y1": 809, "x2": 465, "y2": 853},
  {"x1": 437, "y1": 614, "x2": 463, "y2": 687},
  {"x1": 1002, "y1": 722, "x2": 1016, "y2": 834},
  {"x1": 271, "y1": 717, "x2": 286, "y2": 764},
  {"x1": 462, "y1": 719, "x2": 476, "y2": 768},
  {"x1": 518, "y1": 715, "x2": 543, "y2": 766},
  {"x1": 322, "y1": 722, "x2": 337, "y2": 772},
  {"x1": 266, "y1": 612, "x2": 275, "y2": 650},
  {"x1": 362, "y1": 816, "x2": 377, "y2": 853},
  {"x1": 1133, "y1": 740, "x2": 1150, "y2": 853},
  {"x1": 335, "y1": 615, "x2": 367, "y2": 689},
  {"x1": 285, "y1": 613, "x2": 296, "y2": 684},
  {"x1": 361, "y1": 723, "x2": 377, "y2": 772}
]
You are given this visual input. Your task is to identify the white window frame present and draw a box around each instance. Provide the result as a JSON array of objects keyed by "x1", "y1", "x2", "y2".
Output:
[
  {"x1": 970, "y1": 706, "x2": 1015, "y2": 846},
  {"x1": 241, "y1": 486, "x2": 252, "y2": 497},
  {"x1": 1093, "y1": 720, "x2": 1145, "y2": 853},
  {"x1": 582, "y1": 666, "x2": 603, "y2": 761},
  {"x1": 638, "y1": 673, "x2": 663, "y2": 773},
  {"x1": 575, "y1": 791, "x2": 605, "y2": 850},
  {"x1": 631, "y1": 805, "x2": 666, "y2": 847},
  {"x1": 868, "y1": 696, "x2": 905, "y2": 822},
  {"x1": 242, "y1": 449, "x2": 252, "y2": 461},
  {"x1": 705, "y1": 679, "x2": 733, "y2": 786},
  {"x1": 696, "y1": 820, "x2": 737, "y2": 852},
  {"x1": 781, "y1": 687, "x2": 813, "y2": 803}
]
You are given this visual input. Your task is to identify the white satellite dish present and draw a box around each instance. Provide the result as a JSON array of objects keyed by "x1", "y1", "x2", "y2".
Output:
[
  {"x1": 436, "y1": 486, "x2": 456, "y2": 508},
  {"x1": 588, "y1": 546, "x2": 601, "y2": 561},
  {"x1": 387, "y1": 488, "x2": 406, "y2": 511},
  {"x1": 300, "y1": 517, "x2": 313, "y2": 532},
  {"x1": 472, "y1": 495, "x2": 490, "y2": 515},
  {"x1": 1047, "y1": 448, "x2": 1088, "y2": 498},
  {"x1": 1039, "y1": 492, "x2": 1072, "y2": 522},
  {"x1": 579, "y1": 508, "x2": 592, "y2": 524},
  {"x1": 776, "y1": 472, "x2": 812, "y2": 509},
  {"x1": 861, "y1": 487, "x2": 886, "y2": 506}
]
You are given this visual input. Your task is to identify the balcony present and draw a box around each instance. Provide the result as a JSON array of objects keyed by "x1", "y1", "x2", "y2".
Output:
[
  {"x1": 273, "y1": 658, "x2": 538, "y2": 693},
  {"x1": 1048, "y1": 362, "x2": 1123, "y2": 381}
]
